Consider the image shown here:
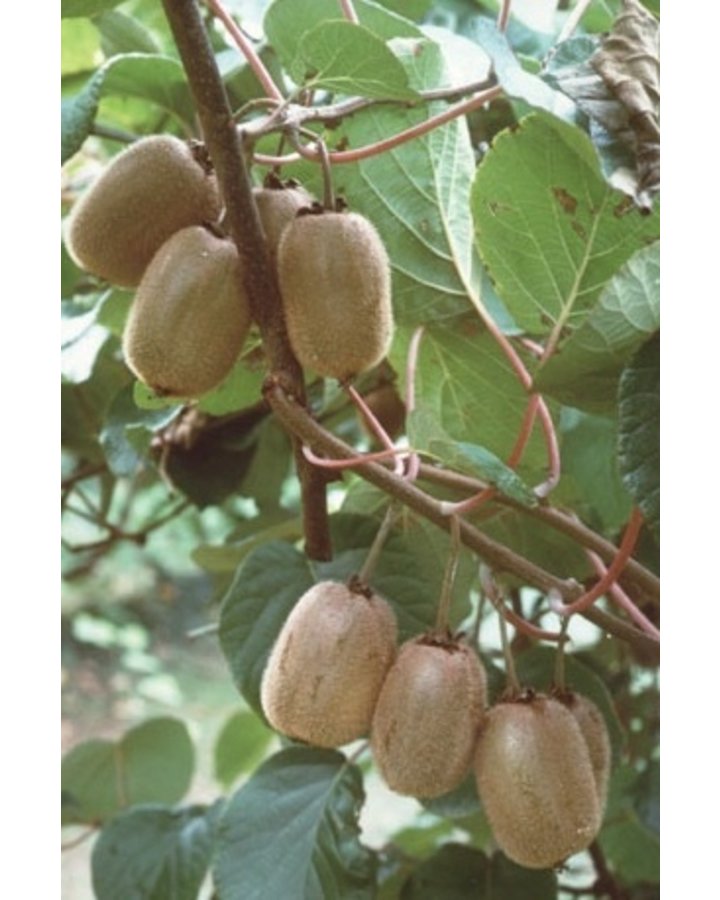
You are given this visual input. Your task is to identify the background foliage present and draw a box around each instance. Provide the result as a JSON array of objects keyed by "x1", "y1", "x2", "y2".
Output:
[{"x1": 61, "y1": 1, "x2": 660, "y2": 897}]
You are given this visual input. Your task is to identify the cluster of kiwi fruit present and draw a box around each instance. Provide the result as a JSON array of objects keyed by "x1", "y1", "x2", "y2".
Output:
[
  {"x1": 66, "y1": 134, "x2": 394, "y2": 398},
  {"x1": 260, "y1": 579, "x2": 611, "y2": 871}
]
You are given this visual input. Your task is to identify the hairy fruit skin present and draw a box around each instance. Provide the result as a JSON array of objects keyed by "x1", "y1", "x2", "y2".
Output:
[
  {"x1": 371, "y1": 637, "x2": 487, "y2": 798},
  {"x1": 122, "y1": 226, "x2": 251, "y2": 398},
  {"x1": 254, "y1": 185, "x2": 313, "y2": 257},
  {"x1": 260, "y1": 581, "x2": 397, "y2": 748},
  {"x1": 474, "y1": 695, "x2": 602, "y2": 869},
  {"x1": 277, "y1": 211, "x2": 394, "y2": 380},
  {"x1": 561, "y1": 692, "x2": 611, "y2": 813},
  {"x1": 66, "y1": 135, "x2": 222, "y2": 287}
]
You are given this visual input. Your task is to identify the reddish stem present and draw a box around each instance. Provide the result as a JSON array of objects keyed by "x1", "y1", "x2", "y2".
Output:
[
  {"x1": 404, "y1": 325, "x2": 426, "y2": 482},
  {"x1": 534, "y1": 397, "x2": 561, "y2": 496},
  {"x1": 302, "y1": 444, "x2": 408, "y2": 470},
  {"x1": 587, "y1": 550, "x2": 660, "y2": 641},
  {"x1": 253, "y1": 86, "x2": 504, "y2": 167},
  {"x1": 519, "y1": 336, "x2": 545, "y2": 357},
  {"x1": 553, "y1": 509, "x2": 646, "y2": 616},
  {"x1": 498, "y1": 0, "x2": 512, "y2": 32},
  {"x1": 339, "y1": 0, "x2": 360, "y2": 24},
  {"x1": 204, "y1": 0, "x2": 283, "y2": 101},
  {"x1": 346, "y1": 384, "x2": 404, "y2": 476}
]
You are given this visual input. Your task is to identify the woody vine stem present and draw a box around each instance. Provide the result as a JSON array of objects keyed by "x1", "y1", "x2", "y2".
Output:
[{"x1": 162, "y1": 0, "x2": 658, "y2": 663}]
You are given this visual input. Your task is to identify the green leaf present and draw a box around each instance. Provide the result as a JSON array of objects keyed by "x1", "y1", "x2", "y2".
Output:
[
  {"x1": 92, "y1": 803, "x2": 220, "y2": 900},
  {"x1": 219, "y1": 542, "x2": 316, "y2": 718},
  {"x1": 555, "y1": 408, "x2": 632, "y2": 533},
  {"x1": 292, "y1": 21, "x2": 418, "y2": 100},
  {"x1": 536, "y1": 242, "x2": 660, "y2": 413},
  {"x1": 61, "y1": 54, "x2": 194, "y2": 162},
  {"x1": 192, "y1": 513, "x2": 304, "y2": 575},
  {"x1": 213, "y1": 748, "x2": 377, "y2": 900},
  {"x1": 264, "y1": 0, "x2": 421, "y2": 73},
  {"x1": 632, "y1": 760, "x2": 659, "y2": 837},
  {"x1": 94, "y1": 10, "x2": 161, "y2": 56},
  {"x1": 61, "y1": 300, "x2": 111, "y2": 385},
  {"x1": 214, "y1": 709, "x2": 276, "y2": 788},
  {"x1": 62, "y1": 0, "x2": 124, "y2": 16},
  {"x1": 100, "y1": 383, "x2": 178, "y2": 477},
  {"x1": 472, "y1": 113, "x2": 659, "y2": 338},
  {"x1": 196, "y1": 353, "x2": 266, "y2": 416},
  {"x1": 514, "y1": 646, "x2": 625, "y2": 766},
  {"x1": 487, "y1": 852, "x2": 558, "y2": 899},
  {"x1": 395, "y1": 320, "x2": 547, "y2": 476},
  {"x1": 429, "y1": 437, "x2": 538, "y2": 508},
  {"x1": 399, "y1": 844, "x2": 557, "y2": 899},
  {"x1": 618, "y1": 334, "x2": 659, "y2": 539},
  {"x1": 599, "y1": 819, "x2": 659, "y2": 884},
  {"x1": 471, "y1": 18, "x2": 570, "y2": 117},
  {"x1": 62, "y1": 717, "x2": 195, "y2": 826},
  {"x1": 284, "y1": 40, "x2": 484, "y2": 327}
]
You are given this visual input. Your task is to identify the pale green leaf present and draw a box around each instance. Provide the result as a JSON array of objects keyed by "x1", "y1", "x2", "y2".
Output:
[
  {"x1": 264, "y1": 0, "x2": 421, "y2": 73},
  {"x1": 536, "y1": 242, "x2": 659, "y2": 413},
  {"x1": 214, "y1": 710, "x2": 276, "y2": 788},
  {"x1": 62, "y1": 717, "x2": 195, "y2": 826},
  {"x1": 62, "y1": 0, "x2": 124, "y2": 16},
  {"x1": 293, "y1": 21, "x2": 418, "y2": 100},
  {"x1": 472, "y1": 113, "x2": 659, "y2": 338}
]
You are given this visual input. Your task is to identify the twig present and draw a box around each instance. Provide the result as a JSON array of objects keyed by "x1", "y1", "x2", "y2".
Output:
[
  {"x1": 204, "y1": 0, "x2": 283, "y2": 101},
  {"x1": 267, "y1": 382, "x2": 659, "y2": 661},
  {"x1": 551, "y1": 509, "x2": 646, "y2": 617},
  {"x1": 162, "y1": 0, "x2": 332, "y2": 561},
  {"x1": 357, "y1": 503, "x2": 400, "y2": 584},
  {"x1": 415, "y1": 463, "x2": 660, "y2": 604},
  {"x1": 497, "y1": 0, "x2": 512, "y2": 32},
  {"x1": 254, "y1": 86, "x2": 504, "y2": 166},
  {"x1": 338, "y1": 0, "x2": 359, "y2": 24},
  {"x1": 435, "y1": 515, "x2": 461, "y2": 632},
  {"x1": 556, "y1": 0, "x2": 595, "y2": 45}
]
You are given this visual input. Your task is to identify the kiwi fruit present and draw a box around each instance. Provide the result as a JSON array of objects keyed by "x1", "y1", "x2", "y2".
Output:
[
  {"x1": 277, "y1": 210, "x2": 394, "y2": 380},
  {"x1": 66, "y1": 135, "x2": 222, "y2": 287},
  {"x1": 559, "y1": 692, "x2": 611, "y2": 812},
  {"x1": 253, "y1": 183, "x2": 313, "y2": 257},
  {"x1": 260, "y1": 580, "x2": 397, "y2": 748},
  {"x1": 371, "y1": 634, "x2": 487, "y2": 798},
  {"x1": 122, "y1": 225, "x2": 251, "y2": 398},
  {"x1": 474, "y1": 694, "x2": 602, "y2": 869}
]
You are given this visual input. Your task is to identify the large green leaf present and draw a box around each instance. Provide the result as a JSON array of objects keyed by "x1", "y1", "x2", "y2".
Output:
[
  {"x1": 399, "y1": 844, "x2": 557, "y2": 898},
  {"x1": 61, "y1": 54, "x2": 194, "y2": 162},
  {"x1": 62, "y1": 718, "x2": 195, "y2": 826},
  {"x1": 214, "y1": 709, "x2": 277, "y2": 789},
  {"x1": 92, "y1": 803, "x2": 220, "y2": 900},
  {"x1": 94, "y1": 10, "x2": 161, "y2": 56},
  {"x1": 213, "y1": 748, "x2": 377, "y2": 900},
  {"x1": 536, "y1": 242, "x2": 659, "y2": 413},
  {"x1": 292, "y1": 21, "x2": 418, "y2": 100},
  {"x1": 284, "y1": 39, "x2": 484, "y2": 327},
  {"x1": 62, "y1": 0, "x2": 124, "y2": 17},
  {"x1": 264, "y1": 0, "x2": 421, "y2": 72},
  {"x1": 617, "y1": 334, "x2": 659, "y2": 539},
  {"x1": 472, "y1": 113, "x2": 659, "y2": 339},
  {"x1": 100, "y1": 383, "x2": 178, "y2": 477},
  {"x1": 395, "y1": 320, "x2": 547, "y2": 476}
]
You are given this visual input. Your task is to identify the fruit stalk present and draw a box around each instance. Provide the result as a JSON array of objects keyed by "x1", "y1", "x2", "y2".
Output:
[{"x1": 161, "y1": 0, "x2": 332, "y2": 561}]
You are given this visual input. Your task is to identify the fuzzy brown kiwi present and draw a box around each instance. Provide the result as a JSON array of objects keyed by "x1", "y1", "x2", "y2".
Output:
[
  {"x1": 276, "y1": 210, "x2": 394, "y2": 380},
  {"x1": 370, "y1": 634, "x2": 487, "y2": 798},
  {"x1": 253, "y1": 183, "x2": 313, "y2": 258},
  {"x1": 559, "y1": 692, "x2": 611, "y2": 813},
  {"x1": 474, "y1": 694, "x2": 602, "y2": 869},
  {"x1": 122, "y1": 225, "x2": 250, "y2": 398},
  {"x1": 260, "y1": 580, "x2": 397, "y2": 748},
  {"x1": 66, "y1": 135, "x2": 222, "y2": 287}
]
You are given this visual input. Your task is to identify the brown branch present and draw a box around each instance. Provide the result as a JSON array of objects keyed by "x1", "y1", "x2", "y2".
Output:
[
  {"x1": 161, "y1": 0, "x2": 331, "y2": 561},
  {"x1": 267, "y1": 384, "x2": 659, "y2": 663},
  {"x1": 416, "y1": 463, "x2": 660, "y2": 605}
]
